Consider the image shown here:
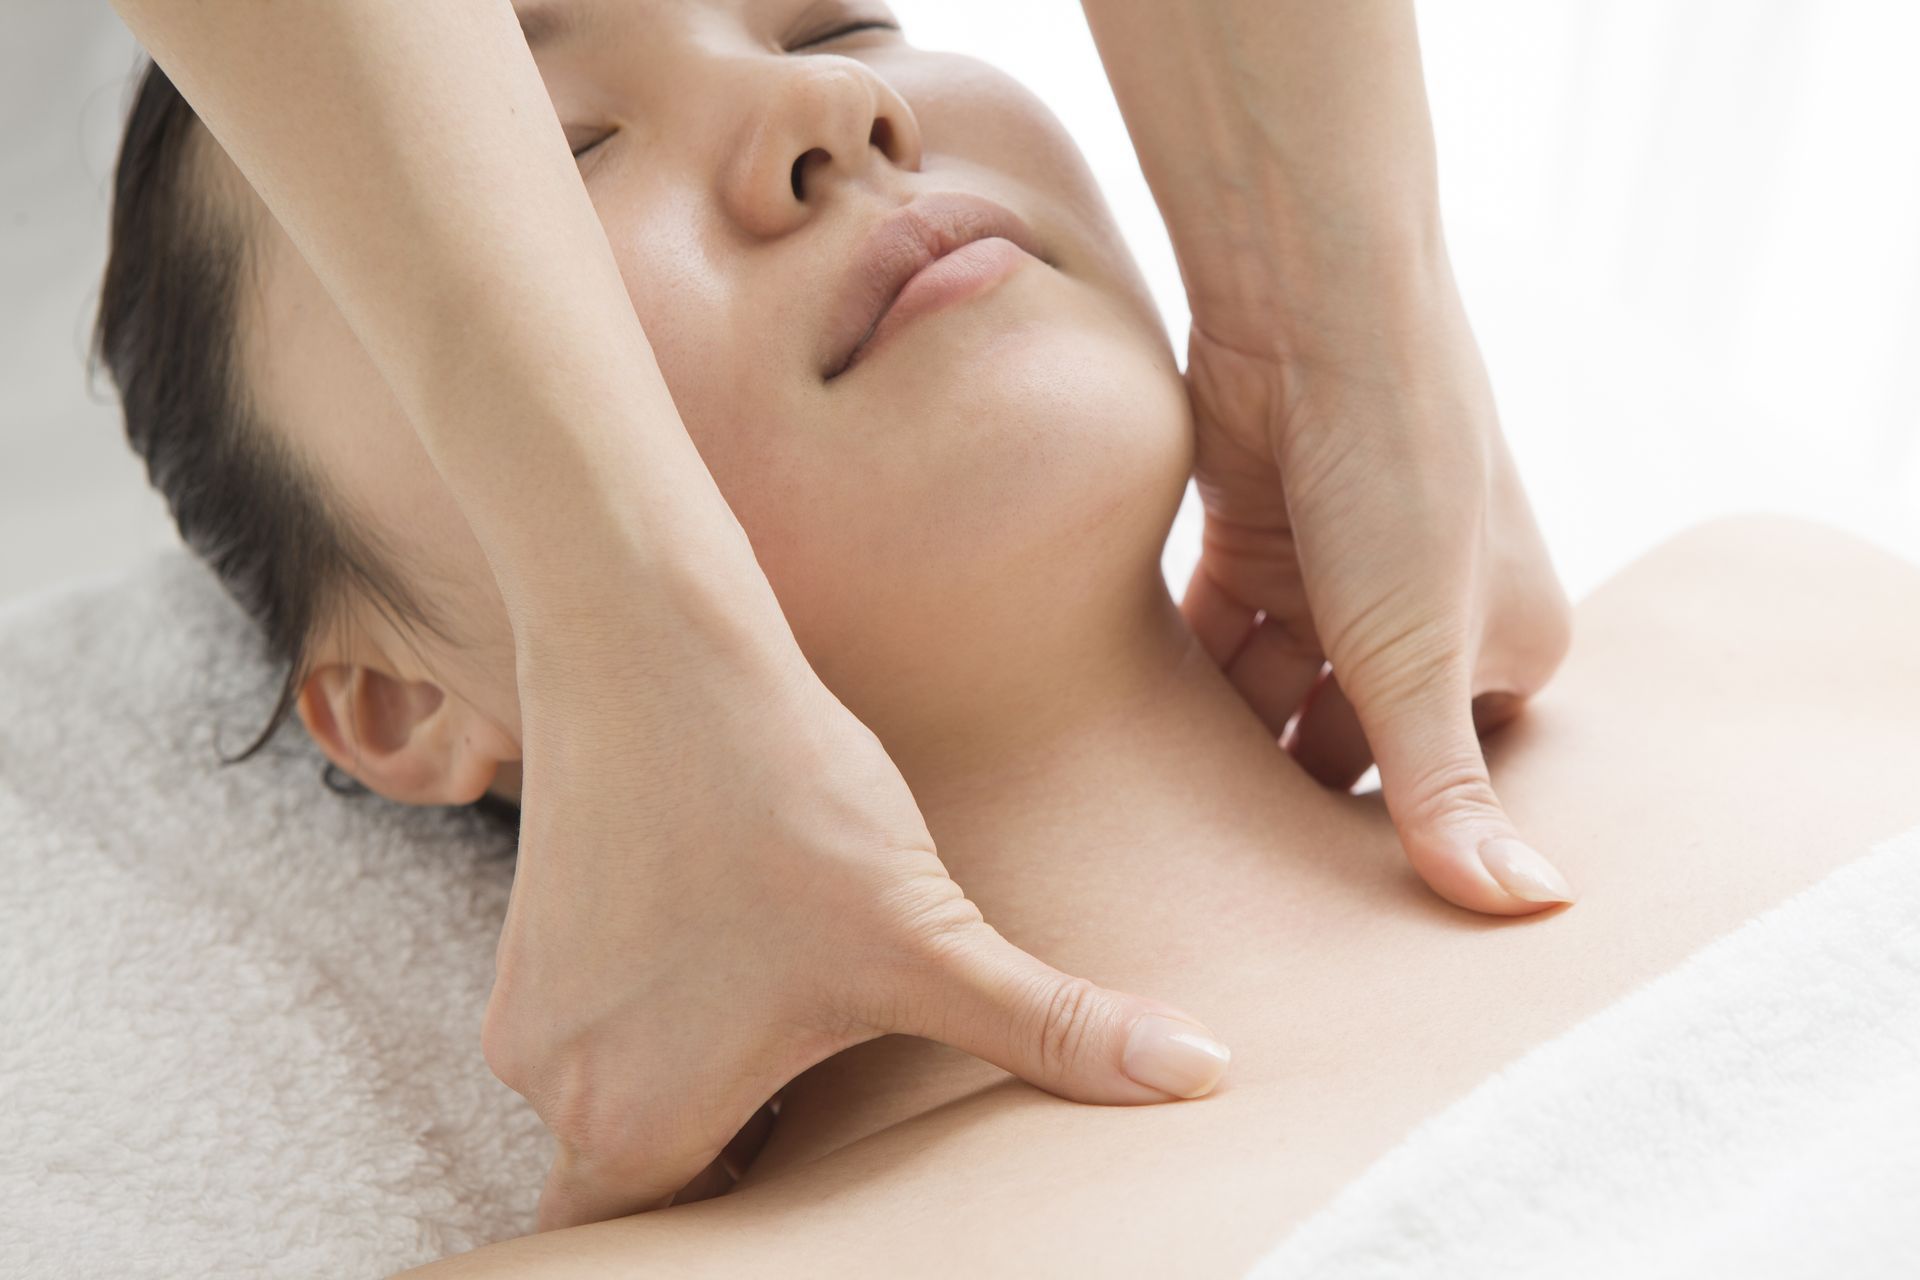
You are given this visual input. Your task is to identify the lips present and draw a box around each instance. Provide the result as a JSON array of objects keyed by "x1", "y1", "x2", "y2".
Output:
[{"x1": 823, "y1": 191, "x2": 1047, "y2": 379}]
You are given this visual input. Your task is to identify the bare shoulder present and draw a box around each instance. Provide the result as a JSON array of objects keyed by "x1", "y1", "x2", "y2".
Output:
[
  {"x1": 1563, "y1": 512, "x2": 1920, "y2": 716},
  {"x1": 1608, "y1": 510, "x2": 1919, "y2": 578},
  {"x1": 1491, "y1": 511, "x2": 1920, "y2": 909},
  {"x1": 1581, "y1": 512, "x2": 1920, "y2": 633}
]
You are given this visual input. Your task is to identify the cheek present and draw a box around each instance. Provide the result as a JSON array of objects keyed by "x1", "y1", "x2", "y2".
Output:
[
  {"x1": 742, "y1": 285, "x2": 1195, "y2": 665},
  {"x1": 899, "y1": 53, "x2": 1085, "y2": 188},
  {"x1": 900, "y1": 54, "x2": 1158, "y2": 321}
]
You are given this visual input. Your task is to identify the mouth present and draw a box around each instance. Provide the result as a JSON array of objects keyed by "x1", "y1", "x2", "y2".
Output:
[{"x1": 824, "y1": 191, "x2": 1049, "y2": 381}]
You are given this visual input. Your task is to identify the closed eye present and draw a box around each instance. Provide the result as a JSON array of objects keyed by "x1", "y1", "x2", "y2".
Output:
[
  {"x1": 796, "y1": 20, "x2": 900, "y2": 49},
  {"x1": 570, "y1": 18, "x2": 899, "y2": 161}
]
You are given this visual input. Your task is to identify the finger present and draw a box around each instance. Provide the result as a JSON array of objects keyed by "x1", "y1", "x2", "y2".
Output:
[
  {"x1": 1291, "y1": 679, "x2": 1526, "y2": 793},
  {"x1": 535, "y1": 1144, "x2": 674, "y2": 1233},
  {"x1": 1178, "y1": 561, "x2": 1260, "y2": 669},
  {"x1": 719, "y1": 1097, "x2": 779, "y2": 1181},
  {"x1": 1285, "y1": 668, "x2": 1375, "y2": 791},
  {"x1": 1296, "y1": 679, "x2": 1524, "y2": 785},
  {"x1": 667, "y1": 1094, "x2": 781, "y2": 1205},
  {"x1": 534, "y1": 1087, "x2": 800, "y2": 1229},
  {"x1": 1353, "y1": 668, "x2": 1577, "y2": 917},
  {"x1": 1471, "y1": 689, "x2": 1525, "y2": 736},
  {"x1": 668, "y1": 1154, "x2": 736, "y2": 1207},
  {"x1": 896, "y1": 921, "x2": 1230, "y2": 1105},
  {"x1": 1222, "y1": 615, "x2": 1327, "y2": 741}
]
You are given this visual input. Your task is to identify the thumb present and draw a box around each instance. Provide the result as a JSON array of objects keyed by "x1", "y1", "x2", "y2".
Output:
[
  {"x1": 897, "y1": 921, "x2": 1231, "y2": 1104},
  {"x1": 1355, "y1": 668, "x2": 1577, "y2": 916}
]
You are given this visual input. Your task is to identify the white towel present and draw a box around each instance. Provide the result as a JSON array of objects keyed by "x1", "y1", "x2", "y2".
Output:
[
  {"x1": 1246, "y1": 821, "x2": 1920, "y2": 1280},
  {"x1": 0, "y1": 549, "x2": 548, "y2": 1277}
]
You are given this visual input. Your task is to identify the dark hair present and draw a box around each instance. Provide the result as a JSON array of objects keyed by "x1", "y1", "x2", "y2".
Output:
[{"x1": 92, "y1": 60, "x2": 449, "y2": 769}]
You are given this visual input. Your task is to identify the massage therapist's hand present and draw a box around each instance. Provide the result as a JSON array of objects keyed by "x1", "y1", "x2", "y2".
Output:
[
  {"x1": 1178, "y1": 290, "x2": 1576, "y2": 916},
  {"x1": 103, "y1": 0, "x2": 1222, "y2": 1238},
  {"x1": 1073, "y1": 0, "x2": 1573, "y2": 914},
  {"x1": 482, "y1": 585, "x2": 1230, "y2": 1230}
]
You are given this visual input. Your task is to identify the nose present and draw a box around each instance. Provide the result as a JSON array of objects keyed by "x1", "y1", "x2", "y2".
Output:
[{"x1": 722, "y1": 56, "x2": 924, "y2": 238}]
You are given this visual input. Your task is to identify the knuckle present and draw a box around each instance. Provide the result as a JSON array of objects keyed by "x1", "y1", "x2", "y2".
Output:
[
  {"x1": 1329, "y1": 606, "x2": 1464, "y2": 700},
  {"x1": 542, "y1": 1094, "x2": 612, "y2": 1166},
  {"x1": 480, "y1": 1002, "x2": 632, "y2": 1168},
  {"x1": 1499, "y1": 581, "x2": 1574, "y2": 691},
  {"x1": 526, "y1": 1048, "x2": 617, "y2": 1159},
  {"x1": 887, "y1": 871, "x2": 988, "y2": 958},
  {"x1": 835, "y1": 870, "x2": 987, "y2": 1039},
  {"x1": 479, "y1": 989, "x2": 535, "y2": 1095},
  {"x1": 1031, "y1": 976, "x2": 1105, "y2": 1079},
  {"x1": 1394, "y1": 754, "x2": 1502, "y2": 832},
  {"x1": 1537, "y1": 593, "x2": 1575, "y2": 673}
]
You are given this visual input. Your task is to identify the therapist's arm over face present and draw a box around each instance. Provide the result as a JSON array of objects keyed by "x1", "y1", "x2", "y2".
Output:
[
  {"x1": 1080, "y1": 0, "x2": 1578, "y2": 914},
  {"x1": 108, "y1": 0, "x2": 1228, "y2": 1230}
]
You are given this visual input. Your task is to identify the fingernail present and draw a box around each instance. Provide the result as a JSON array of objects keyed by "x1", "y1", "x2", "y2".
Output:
[
  {"x1": 1122, "y1": 1014, "x2": 1231, "y2": 1099},
  {"x1": 1478, "y1": 837, "x2": 1577, "y2": 903}
]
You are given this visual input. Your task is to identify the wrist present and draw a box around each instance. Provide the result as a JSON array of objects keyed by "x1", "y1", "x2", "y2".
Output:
[
  {"x1": 1184, "y1": 220, "x2": 1464, "y2": 369},
  {"x1": 1185, "y1": 276, "x2": 1500, "y2": 475},
  {"x1": 508, "y1": 538, "x2": 806, "y2": 691}
]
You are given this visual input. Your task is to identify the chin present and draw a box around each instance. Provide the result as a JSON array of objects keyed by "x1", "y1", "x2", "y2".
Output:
[
  {"x1": 774, "y1": 306, "x2": 1193, "y2": 677},
  {"x1": 914, "y1": 299, "x2": 1192, "y2": 559}
]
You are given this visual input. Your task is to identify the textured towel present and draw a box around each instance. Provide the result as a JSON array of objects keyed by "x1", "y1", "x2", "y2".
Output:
[
  {"x1": 0, "y1": 549, "x2": 548, "y2": 1277},
  {"x1": 1247, "y1": 821, "x2": 1920, "y2": 1280}
]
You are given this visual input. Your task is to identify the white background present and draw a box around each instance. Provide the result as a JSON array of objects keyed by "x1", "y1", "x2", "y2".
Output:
[{"x1": 4, "y1": 0, "x2": 1917, "y2": 611}]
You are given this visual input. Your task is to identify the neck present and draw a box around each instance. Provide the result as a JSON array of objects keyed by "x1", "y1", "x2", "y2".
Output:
[
  {"x1": 768, "y1": 565, "x2": 1378, "y2": 1147},
  {"x1": 486, "y1": 563, "x2": 1342, "y2": 929},
  {"x1": 868, "y1": 567, "x2": 1336, "y2": 936}
]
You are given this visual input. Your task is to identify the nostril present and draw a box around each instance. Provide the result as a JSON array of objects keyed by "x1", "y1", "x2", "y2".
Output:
[
  {"x1": 869, "y1": 117, "x2": 893, "y2": 158},
  {"x1": 791, "y1": 147, "x2": 828, "y2": 200}
]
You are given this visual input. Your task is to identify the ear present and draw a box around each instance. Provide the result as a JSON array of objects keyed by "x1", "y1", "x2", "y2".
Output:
[{"x1": 295, "y1": 662, "x2": 519, "y2": 808}]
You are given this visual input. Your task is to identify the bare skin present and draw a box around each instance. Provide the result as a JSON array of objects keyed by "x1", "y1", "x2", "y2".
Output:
[
  {"x1": 112, "y1": 0, "x2": 1574, "y2": 1223},
  {"x1": 395, "y1": 515, "x2": 1920, "y2": 1277},
  {"x1": 138, "y1": 2, "x2": 1911, "y2": 1258}
]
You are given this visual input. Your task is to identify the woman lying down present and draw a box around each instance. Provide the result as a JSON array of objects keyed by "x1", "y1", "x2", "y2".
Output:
[{"x1": 98, "y1": 23, "x2": 1920, "y2": 1280}]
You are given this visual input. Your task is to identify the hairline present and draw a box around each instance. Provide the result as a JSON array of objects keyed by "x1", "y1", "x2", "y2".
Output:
[{"x1": 179, "y1": 117, "x2": 472, "y2": 668}]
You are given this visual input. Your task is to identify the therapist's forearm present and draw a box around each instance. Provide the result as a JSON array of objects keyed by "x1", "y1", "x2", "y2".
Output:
[
  {"x1": 1078, "y1": 0, "x2": 1453, "y2": 346},
  {"x1": 110, "y1": 0, "x2": 759, "y2": 617}
]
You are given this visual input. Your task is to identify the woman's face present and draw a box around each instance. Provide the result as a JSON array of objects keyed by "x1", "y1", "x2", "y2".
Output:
[{"x1": 235, "y1": 0, "x2": 1194, "y2": 783}]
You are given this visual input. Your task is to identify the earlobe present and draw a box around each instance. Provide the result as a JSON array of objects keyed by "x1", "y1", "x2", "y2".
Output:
[{"x1": 295, "y1": 663, "x2": 517, "y2": 808}]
